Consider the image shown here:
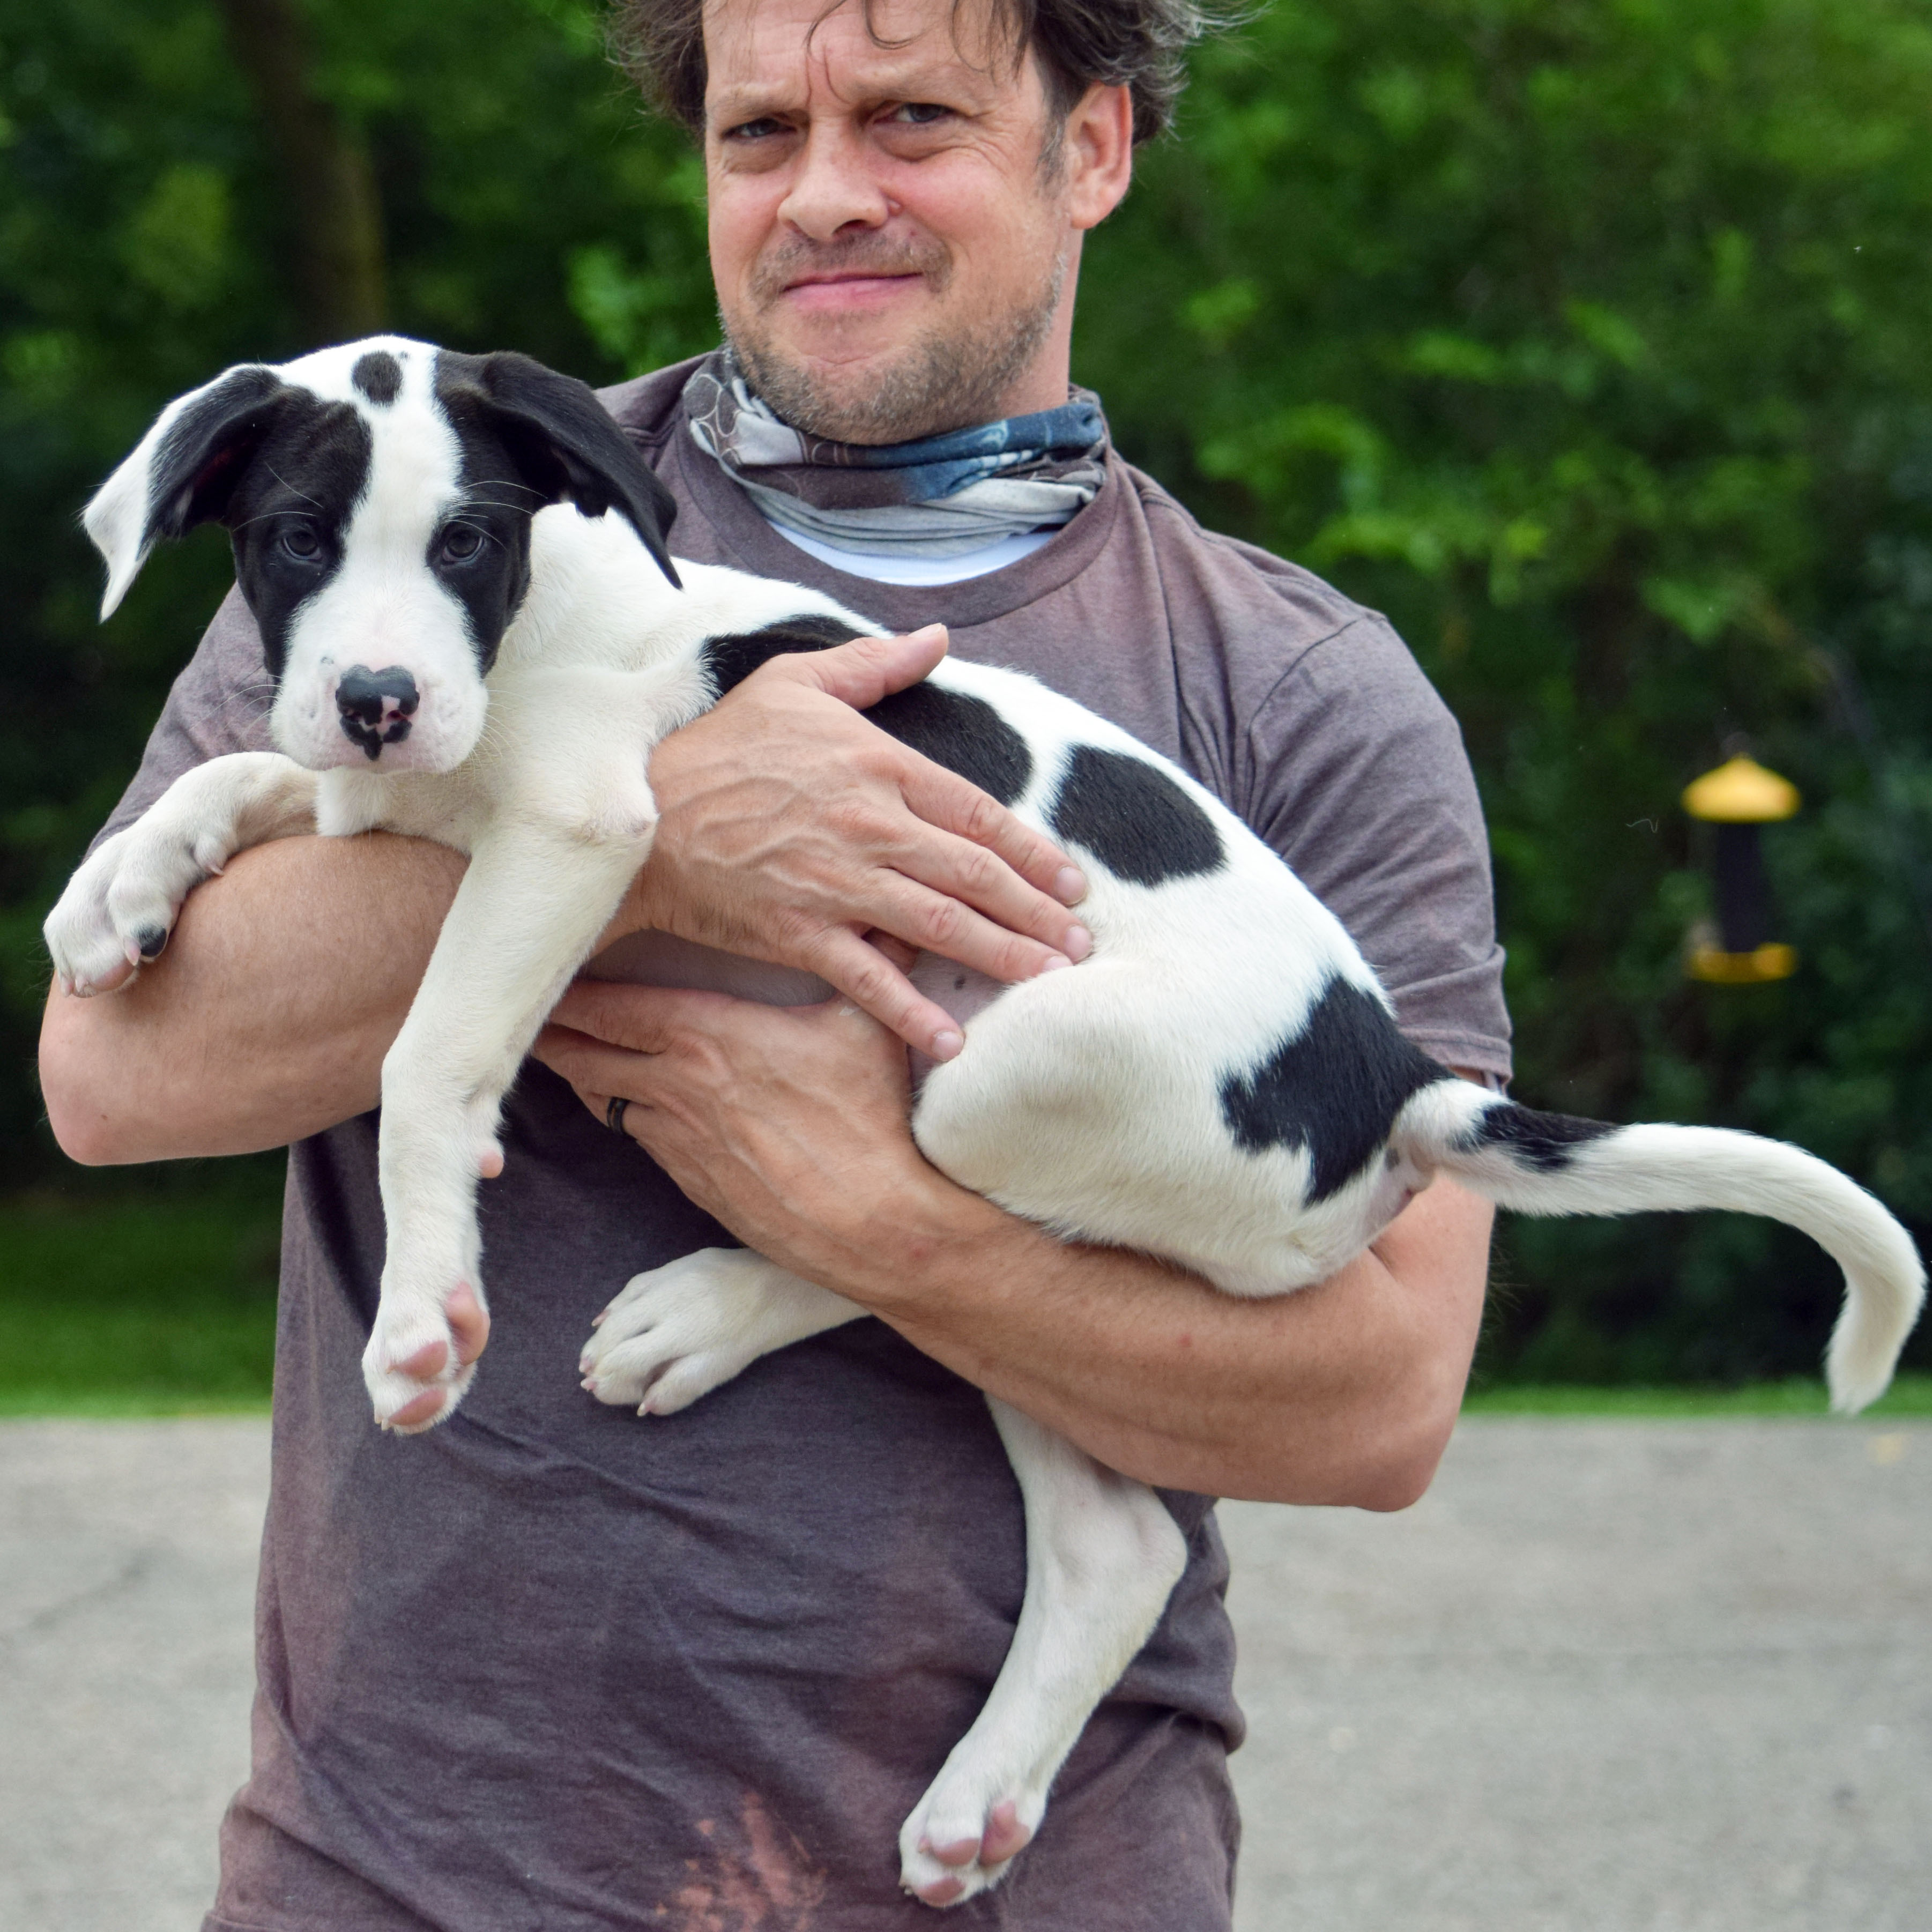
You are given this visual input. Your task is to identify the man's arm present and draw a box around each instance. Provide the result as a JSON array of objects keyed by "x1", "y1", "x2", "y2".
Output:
[
  {"x1": 533, "y1": 983, "x2": 1493, "y2": 1510},
  {"x1": 41, "y1": 833, "x2": 466, "y2": 1164}
]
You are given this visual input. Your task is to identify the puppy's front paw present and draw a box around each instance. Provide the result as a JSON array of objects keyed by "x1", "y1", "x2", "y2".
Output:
[
  {"x1": 43, "y1": 822, "x2": 225, "y2": 995},
  {"x1": 899, "y1": 1781, "x2": 1043, "y2": 1909},
  {"x1": 362, "y1": 1282, "x2": 490, "y2": 1432},
  {"x1": 579, "y1": 1248, "x2": 796, "y2": 1416}
]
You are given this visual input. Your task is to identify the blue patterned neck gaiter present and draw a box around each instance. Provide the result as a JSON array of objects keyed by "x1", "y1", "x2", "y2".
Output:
[{"x1": 682, "y1": 349, "x2": 1109, "y2": 558}]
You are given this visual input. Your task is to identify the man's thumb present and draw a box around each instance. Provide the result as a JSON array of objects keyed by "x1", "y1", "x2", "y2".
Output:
[{"x1": 774, "y1": 623, "x2": 949, "y2": 708}]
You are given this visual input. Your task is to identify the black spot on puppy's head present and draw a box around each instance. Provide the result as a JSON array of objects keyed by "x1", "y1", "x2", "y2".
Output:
[
  {"x1": 1221, "y1": 976, "x2": 1448, "y2": 1201},
  {"x1": 1051, "y1": 745, "x2": 1224, "y2": 886},
  {"x1": 220, "y1": 394, "x2": 375, "y2": 680},
  {"x1": 351, "y1": 350, "x2": 403, "y2": 406},
  {"x1": 414, "y1": 407, "x2": 546, "y2": 676}
]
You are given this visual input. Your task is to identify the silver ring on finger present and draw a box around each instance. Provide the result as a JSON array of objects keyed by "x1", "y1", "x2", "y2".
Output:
[{"x1": 605, "y1": 1095, "x2": 631, "y2": 1136}]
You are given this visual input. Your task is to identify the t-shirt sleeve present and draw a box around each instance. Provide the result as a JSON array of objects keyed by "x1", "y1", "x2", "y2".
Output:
[
  {"x1": 90, "y1": 586, "x2": 277, "y2": 853},
  {"x1": 1244, "y1": 614, "x2": 1513, "y2": 1081}
]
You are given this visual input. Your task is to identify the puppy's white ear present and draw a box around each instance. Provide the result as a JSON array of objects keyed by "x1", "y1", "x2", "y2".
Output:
[{"x1": 84, "y1": 364, "x2": 288, "y2": 620}]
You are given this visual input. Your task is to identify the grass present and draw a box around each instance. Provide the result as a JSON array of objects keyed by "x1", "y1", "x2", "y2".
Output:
[
  {"x1": 0, "y1": 1186, "x2": 279, "y2": 1416},
  {"x1": 1461, "y1": 1373, "x2": 1932, "y2": 1419},
  {"x1": 1, "y1": 1187, "x2": 1927, "y2": 1422}
]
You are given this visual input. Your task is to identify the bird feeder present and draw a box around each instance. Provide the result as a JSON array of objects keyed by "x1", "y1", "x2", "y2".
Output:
[{"x1": 1682, "y1": 750, "x2": 1800, "y2": 984}]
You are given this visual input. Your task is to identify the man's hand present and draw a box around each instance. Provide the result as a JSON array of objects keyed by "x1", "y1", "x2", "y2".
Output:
[
  {"x1": 616, "y1": 624, "x2": 1091, "y2": 1060},
  {"x1": 536, "y1": 978, "x2": 940, "y2": 1285},
  {"x1": 532, "y1": 980, "x2": 1493, "y2": 1506}
]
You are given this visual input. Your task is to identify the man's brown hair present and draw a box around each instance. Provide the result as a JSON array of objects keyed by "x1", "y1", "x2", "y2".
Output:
[{"x1": 612, "y1": 0, "x2": 1222, "y2": 148}]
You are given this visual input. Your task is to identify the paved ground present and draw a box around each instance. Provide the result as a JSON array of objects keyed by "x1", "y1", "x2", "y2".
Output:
[{"x1": 1, "y1": 1417, "x2": 1926, "y2": 1931}]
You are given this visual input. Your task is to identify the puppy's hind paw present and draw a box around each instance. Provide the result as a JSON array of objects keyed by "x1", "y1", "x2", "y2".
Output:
[{"x1": 578, "y1": 1248, "x2": 818, "y2": 1417}]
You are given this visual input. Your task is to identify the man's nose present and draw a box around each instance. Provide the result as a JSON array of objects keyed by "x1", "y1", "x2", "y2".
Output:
[
  {"x1": 777, "y1": 119, "x2": 893, "y2": 242},
  {"x1": 336, "y1": 664, "x2": 419, "y2": 759}
]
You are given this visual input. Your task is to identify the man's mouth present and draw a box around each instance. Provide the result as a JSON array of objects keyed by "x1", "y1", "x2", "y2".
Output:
[{"x1": 781, "y1": 270, "x2": 927, "y2": 308}]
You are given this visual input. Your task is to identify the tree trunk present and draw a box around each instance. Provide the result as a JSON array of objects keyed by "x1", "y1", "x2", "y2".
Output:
[{"x1": 218, "y1": 0, "x2": 387, "y2": 343}]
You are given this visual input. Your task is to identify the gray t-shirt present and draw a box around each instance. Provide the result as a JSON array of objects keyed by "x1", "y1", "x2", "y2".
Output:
[{"x1": 100, "y1": 359, "x2": 1509, "y2": 1932}]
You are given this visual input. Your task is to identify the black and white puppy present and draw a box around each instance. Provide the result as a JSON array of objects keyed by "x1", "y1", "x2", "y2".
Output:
[{"x1": 47, "y1": 337, "x2": 1925, "y2": 1908}]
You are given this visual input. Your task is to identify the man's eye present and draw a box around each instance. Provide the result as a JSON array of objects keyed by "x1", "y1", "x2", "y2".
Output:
[
  {"x1": 280, "y1": 525, "x2": 322, "y2": 561},
  {"x1": 724, "y1": 117, "x2": 787, "y2": 142},
  {"x1": 440, "y1": 525, "x2": 484, "y2": 563},
  {"x1": 888, "y1": 102, "x2": 952, "y2": 127}
]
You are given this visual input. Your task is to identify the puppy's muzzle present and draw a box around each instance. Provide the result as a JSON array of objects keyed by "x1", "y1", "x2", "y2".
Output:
[{"x1": 336, "y1": 665, "x2": 420, "y2": 760}]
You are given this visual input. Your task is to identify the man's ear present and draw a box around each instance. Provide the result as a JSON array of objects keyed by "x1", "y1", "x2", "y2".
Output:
[
  {"x1": 83, "y1": 365, "x2": 292, "y2": 620},
  {"x1": 435, "y1": 350, "x2": 682, "y2": 589},
  {"x1": 1064, "y1": 82, "x2": 1135, "y2": 232}
]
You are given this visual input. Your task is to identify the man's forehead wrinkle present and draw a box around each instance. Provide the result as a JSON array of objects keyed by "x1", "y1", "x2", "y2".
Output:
[{"x1": 705, "y1": 0, "x2": 1021, "y2": 114}]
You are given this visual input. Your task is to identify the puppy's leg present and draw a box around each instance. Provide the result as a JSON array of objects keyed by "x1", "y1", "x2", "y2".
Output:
[
  {"x1": 898, "y1": 1403, "x2": 1188, "y2": 1908},
  {"x1": 579, "y1": 1247, "x2": 865, "y2": 1414},
  {"x1": 362, "y1": 819, "x2": 650, "y2": 1431},
  {"x1": 44, "y1": 752, "x2": 319, "y2": 995}
]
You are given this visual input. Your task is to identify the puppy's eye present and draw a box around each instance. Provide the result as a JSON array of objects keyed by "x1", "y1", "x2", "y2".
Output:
[
  {"x1": 280, "y1": 525, "x2": 322, "y2": 561},
  {"x1": 440, "y1": 525, "x2": 484, "y2": 563}
]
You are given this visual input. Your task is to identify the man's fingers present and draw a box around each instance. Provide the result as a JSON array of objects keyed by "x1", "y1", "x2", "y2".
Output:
[
  {"x1": 861, "y1": 875, "x2": 1078, "y2": 991},
  {"x1": 868, "y1": 932, "x2": 921, "y2": 974},
  {"x1": 897, "y1": 826, "x2": 1093, "y2": 962},
  {"x1": 805, "y1": 928, "x2": 964, "y2": 1059},
  {"x1": 546, "y1": 980, "x2": 738, "y2": 1056},
  {"x1": 898, "y1": 759, "x2": 1088, "y2": 909},
  {"x1": 530, "y1": 1023, "x2": 630, "y2": 1099},
  {"x1": 757, "y1": 623, "x2": 950, "y2": 709}
]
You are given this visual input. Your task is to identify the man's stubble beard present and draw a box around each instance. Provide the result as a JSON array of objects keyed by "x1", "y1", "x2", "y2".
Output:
[{"x1": 726, "y1": 234, "x2": 1068, "y2": 445}]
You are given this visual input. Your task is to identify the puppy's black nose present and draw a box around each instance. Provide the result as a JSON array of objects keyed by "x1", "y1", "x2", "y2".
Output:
[{"x1": 336, "y1": 665, "x2": 419, "y2": 759}]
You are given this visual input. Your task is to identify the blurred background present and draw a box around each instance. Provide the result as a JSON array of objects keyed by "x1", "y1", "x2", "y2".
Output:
[{"x1": 4, "y1": 0, "x2": 1930, "y2": 1411}]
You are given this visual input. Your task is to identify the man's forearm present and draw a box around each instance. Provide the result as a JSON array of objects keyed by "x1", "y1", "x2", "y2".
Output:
[
  {"x1": 749, "y1": 1164, "x2": 1489, "y2": 1508},
  {"x1": 856, "y1": 1182, "x2": 1491, "y2": 1509},
  {"x1": 39, "y1": 833, "x2": 464, "y2": 1163}
]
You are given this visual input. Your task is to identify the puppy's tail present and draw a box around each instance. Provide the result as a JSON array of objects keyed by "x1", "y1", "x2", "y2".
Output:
[{"x1": 1395, "y1": 1080, "x2": 1926, "y2": 1415}]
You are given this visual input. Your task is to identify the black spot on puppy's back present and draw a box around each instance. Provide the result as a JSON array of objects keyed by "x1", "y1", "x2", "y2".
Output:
[
  {"x1": 701, "y1": 614, "x2": 870, "y2": 697},
  {"x1": 699, "y1": 617, "x2": 1034, "y2": 805},
  {"x1": 1051, "y1": 745, "x2": 1224, "y2": 886},
  {"x1": 1221, "y1": 977, "x2": 1448, "y2": 1200},
  {"x1": 352, "y1": 351, "x2": 403, "y2": 406},
  {"x1": 866, "y1": 685, "x2": 1031, "y2": 806}
]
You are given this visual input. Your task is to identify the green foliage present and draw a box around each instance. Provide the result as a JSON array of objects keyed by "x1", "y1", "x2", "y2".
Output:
[
  {"x1": 1079, "y1": 0, "x2": 1932, "y2": 1378},
  {"x1": 4, "y1": 0, "x2": 1929, "y2": 1383}
]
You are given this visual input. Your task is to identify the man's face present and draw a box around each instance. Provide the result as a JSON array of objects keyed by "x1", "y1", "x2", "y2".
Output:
[{"x1": 703, "y1": 0, "x2": 1105, "y2": 443}]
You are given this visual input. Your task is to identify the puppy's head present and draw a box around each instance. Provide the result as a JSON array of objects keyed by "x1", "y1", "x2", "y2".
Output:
[{"x1": 84, "y1": 337, "x2": 680, "y2": 774}]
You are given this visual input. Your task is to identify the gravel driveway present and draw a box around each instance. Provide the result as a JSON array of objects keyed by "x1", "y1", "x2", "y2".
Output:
[{"x1": 2, "y1": 1415, "x2": 1925, "y2": 1930}]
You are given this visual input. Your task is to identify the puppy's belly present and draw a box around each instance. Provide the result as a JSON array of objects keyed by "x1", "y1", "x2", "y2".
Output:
[
  {"x1": 583, "y1": 929, "x2": 833, "y2": 1005},
  {"x1": 579, "y1": 932, "x2": 1005, "y2": 1065}
]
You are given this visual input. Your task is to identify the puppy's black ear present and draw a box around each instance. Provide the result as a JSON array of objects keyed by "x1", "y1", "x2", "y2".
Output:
[
  {"x1": 435, "y1": 350, "x2": 681, "y2": 589},
  {"x1": 84, "y1": 365, "x2": 291, "y2": 619}
]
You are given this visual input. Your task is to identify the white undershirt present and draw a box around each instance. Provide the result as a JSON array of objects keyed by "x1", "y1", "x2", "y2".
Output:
[{"x1": 767, "y1": 521, "x2": 1056, "y2": 584}]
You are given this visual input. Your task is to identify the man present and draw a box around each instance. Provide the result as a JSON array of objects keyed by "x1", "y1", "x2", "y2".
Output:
[{"x1": 39, "y1": 0, "x2": 1509, "y2": 1922}]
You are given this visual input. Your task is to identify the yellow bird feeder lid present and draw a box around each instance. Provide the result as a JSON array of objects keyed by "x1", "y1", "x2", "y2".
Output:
[{"x1": 1682, "y1": 755, "x2": 1800, "y2": 823}]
